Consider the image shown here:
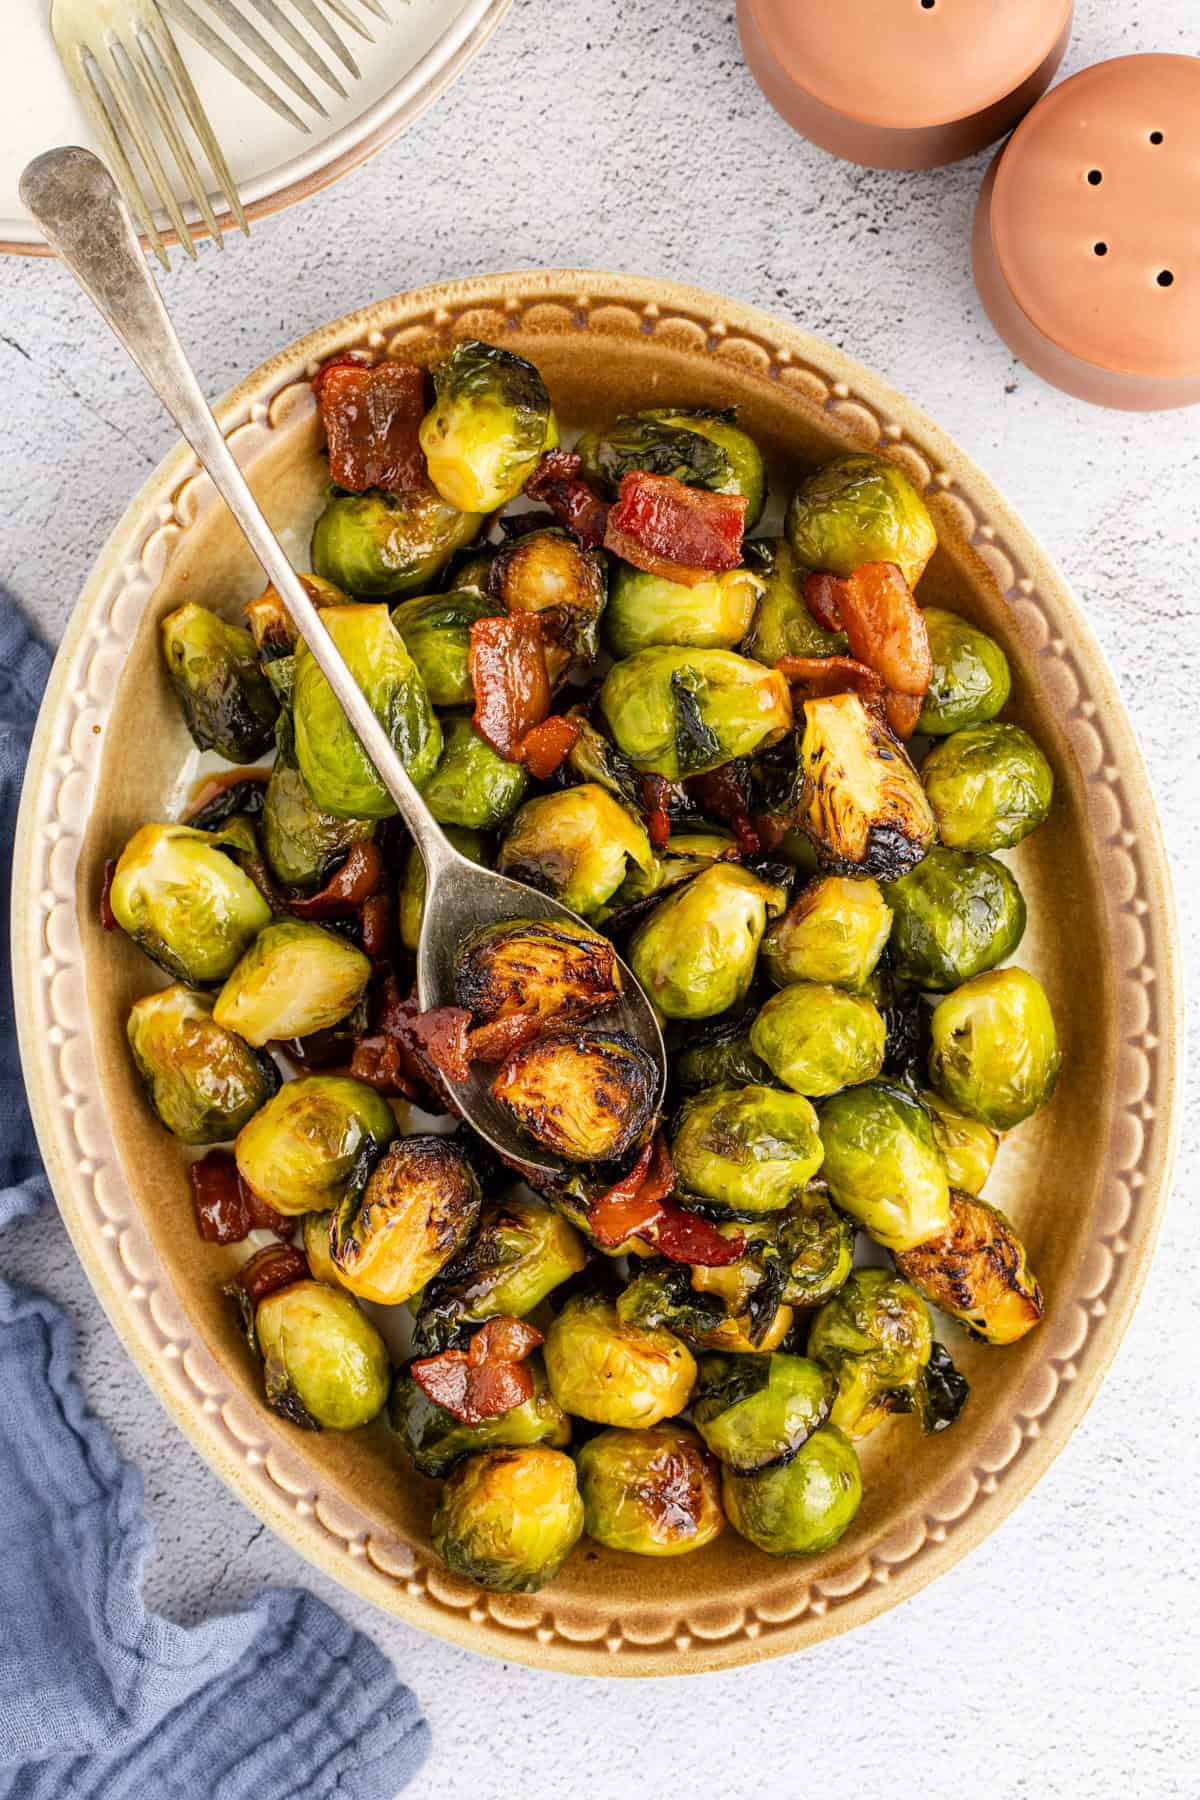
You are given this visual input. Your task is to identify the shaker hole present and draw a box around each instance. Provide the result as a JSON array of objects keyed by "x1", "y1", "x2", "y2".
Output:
[
  {"x1": 1157, "y1": 270, "x2": 1175, "y2": 288},
  {"x1": 1087, "y1": 169, "x2": 1103, "y2": 186},
  {"x1": 1094, "y1": 243, "x2": 1108, "y2": 257},
  {"x1": 920, "y1": 1, "x2": 935, "y2": 9},
  {"x1": 1149, "y1": 131, "x2": 1164, "y2": 145}
]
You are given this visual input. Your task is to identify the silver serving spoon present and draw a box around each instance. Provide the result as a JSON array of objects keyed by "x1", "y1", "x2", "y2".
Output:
[{"x1": 21, "y1": 146, "x2": 667, "y2": 1184}]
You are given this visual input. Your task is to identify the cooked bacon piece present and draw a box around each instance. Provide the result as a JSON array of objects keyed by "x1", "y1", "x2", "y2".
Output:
[
  {"x1": 99, "y1": 858, "x2": 119, "y2": 932},
  {"x1": 411, "y1": 1314, "x2": 543, "y2": 1424},
  {"x1": 519, "y1": 713, "x2": 581, "y2": 779},
  {"x1": 524, "y1": 449, "x2": 609, "y2": 549},
  {"x1": 466, "y1": 1012, "x2": 546, "y2": 1065},
  {"x1": 837, "y1": 562, "x2": 932, "y2": 698},
  {"x1": 687, "y1": 764, "x2": 759, "y2": 857},
  {"x1": 776, "y1": 653, "x2": 886, "y2": 700},
  {"x1": 803, "y1": 571, "x2": 847, "y2": 633},
  {"x1": 185, "y1": 768, "x2": 270, "y2": 823},
  {"x1": 604, "y1": 473, "x2": 747, "y2": 587},
  {"x1": 587, "y1": 1135, "x2": 745, "y2": 1266},
  {"x1": 359, "y1": 891, "x2": 393, "y2": 960},
  {"x1": 191, "y1": 1151, "x2": 290, "y2": 1244},
  {"x1": 349, "y1": 1032, "x2": 417, "y2": 1096},
  {"x1": 235, "y1": 1241, "x2": 310, "y2": 1307},
  {"x1": 638, "y1": 773, "x2": 673, "y2": 852},
  {"x1": 310, "y1": 350, "x2": 368, "y2": 394},
  {"x1": 409, "y1": 1006, "x2": 473, "y2": 1084},
  {"x1": 885, "y1": 690, "x2": 924, "y2": 740},
  {"x1": 649, "y1": 1199, "x2": 744, "y2": 1267},
  {"x1": 469, "y1": 1315, "x2": 543, "y2": 1364},
  {"x1": 288, "y1": 842, "x2": 384, "y2": 918},
  {"x1": 315, "y1": 359, "x2": 427, "y2": 493},
  {"x1": 470, "y1": 613, "x2": 552, "y2": 762}
]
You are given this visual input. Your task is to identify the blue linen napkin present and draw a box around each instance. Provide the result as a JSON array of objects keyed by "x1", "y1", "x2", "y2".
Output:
[{"x1": 0, "y1": 599, "x2": 430, "y2": 1800}]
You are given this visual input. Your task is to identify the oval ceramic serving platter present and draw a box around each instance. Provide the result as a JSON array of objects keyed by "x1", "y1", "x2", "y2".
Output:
[{"x1": 12, "y1": 273, "x2": 1181, "y2": 1675}]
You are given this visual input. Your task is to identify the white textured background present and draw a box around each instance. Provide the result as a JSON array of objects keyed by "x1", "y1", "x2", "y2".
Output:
[{"x1": 2, "y1": 2, "x2": 1198, "y2": 1796}]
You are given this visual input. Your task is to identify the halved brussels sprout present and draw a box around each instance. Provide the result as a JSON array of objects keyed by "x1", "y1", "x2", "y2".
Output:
[
  {"x1": 431, "y1": 1446, "x2": 583, "y2": 1593},
  {"x1": 419, "y1": 340, "x2": 557, "y2": 513},
  {"x1": 602, "y1": 829, "x2": 740, "y2": 916},
  {"x1": 213, "y1": 918, "x2": 371, "y2": 1047},
  {"x1": 576, "y1": 1425, "x2": 725, "y2": 1556},
  {"x1": 419, "y1": 713, "x2": 529, "y2": 830},
  {"x1": 742, "y1": 538, "x2": 847, "y2": 665},
  {"x1": 301, "y1": 1210, "x2": 343, "y2": 1287},
  {"x1": 928, "y1": 967, "x2": 1060, "y2": 1129},
  {"x1": 109, "y1": 823, "x2": 272, "y2": 985},
  {"x1": 797, "y1": 691, "x2": 936, "y2": 880},
  {"x1": 127, "y1": 984, "x2": 279, "y2": 1144},
  {"x1": 818, "y1": 1080, "x2": 949, "y2": 1251},
  {"x1": 749, "y1": 983, "x2": 886, "y2": 1098},
  {"x1": 564, "y1": 713, "x2": 643, "y2": 809},
  {"x1": 770, "y1": 1189, "x2": 856, "y2": 1306},
  {"x1": 785, "y1": 451, "x2": 937, "y2": 591},
  {"x1": 254, "y1": 1280, "x2": 390, "y2": 1431},
  {"x1": 922, "y1": 723, "x2": 1053, "y2": 852},
  {"x1": 398, "y1": 826, "x2": 486, "y2": 952},
  {"x1": 330, "y1": 1136, "x2": 482, "y2": 1305},
  {"x1": 160, "y1": 602, "x2": 278, "y2": 762},
  {"x1": 761, "y1": 875, "x2": 892, "y2": 991},
  {"x1": 894, "y1": 1190, "x2": 1044, "y2": 1345},
  {"x1": 389, "y1": 589, "x2": 503, "y2": 707},
  {"x1": 692, "y1": 1352, "x2": 834, "y2": 1472},
  {"x1": 919, "y1": 1088, "x2": 999, "y2": 1194},
  {"x1": 721, "y1": 1425, "x2": 862, "y2": 1555},
  {"x1": 675, "y1": 1013, "x2": 773, "y2": 1091},
  {"x1": 234, "y1": 1074, "x2": 396, "y2": 1215},
  {"x1": 886, "y1": 846, "x2": 1026, "y2": 992},
  {"x1": 412, "y1": 1194, "x2": 587, "y2": 1350},
  {"x1": 390, "y1": 1358, "x2": 570, "y2": 1478},
  {"x1": 807, "y1": 1268, "x2": 932, "y2": 1437},
  {"x1": 617, "y1": 1261, "x2": 794, "y2": 1356},
  {"x1": 310, "y1": 487, "x2": 482, "y2": 598},
  {"x1": 918, "y1": 608, "x2": 1012, "y2": 735},
  {"x1": 544, "y1": 1291, "x2": 697, "y2": 1427},
  {"x1": 628, "y1": 864, "x2": 786, "y2": 1021},
  {"x1": 261, "y1": 713, "x2": 375, "y2": 893},
  {"x1": 497, "y1": 784, "x2": 653, "y2": 918},
  {"x1": 603, "y1": 563, "x2": 763, "y2": 659},
  {"x1": 577, "y1": 407, "x2": 765, "y2": 525},
  {"x1": 292, "y1": 604, "x2": 441, "y2": 818},
  {"x1": 490, "y1": 529, "x2": 607, "y2": 682},
  {"x1": 456, "y1": 918, "x2": 621, "y2": 1028},
  {"x1": 492, "y1": 1029, "x2": 659, "y2": 1164},
  {"x1": 672, "y1": 1085, "x2": 824, "y2": 1214},
  {"x1": 244, "y1": 572, "x2": 349, "y2": 704},
  {"x1": 601, "y1": 647, "x2": 791, "y2": 781}
]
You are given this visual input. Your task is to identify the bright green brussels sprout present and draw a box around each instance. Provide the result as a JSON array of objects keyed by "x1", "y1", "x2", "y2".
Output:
[
  {"x1": 234, "y1": 1074, "x2": 396, "y2": 1216},
  {"x1": 918, "y1": 608, "x2": 1012, "y2": 734},
  {"x1": 109, "y1": 823, "x2": 272, "y2": 985},
  {"x1": 492, "y1": 1028, "x2": 659, "y2": 1164},
  {"x1": 311, "y1": 487, "x2": 482, "y2": 599},
  {"x1": 412, "y1": 1194, "x2": 588, "y2": 1351},
  {"x1": 490, "y1": 529, "x2": 608, "y2": 683},
  {"x1": 126, "y1": 984, "x2": 279, "y2": 1144},
  {"x1": 761, "y1": 875, "x2": 892, "y2": 991},
  {"x1": 628, "y1": 864, "x2": 786, "y2": 1020},
  {"x1": 885, "y1": 846, "x2": 1026, "y2": 991},
  {"x1": 692, "y1": 1352, "x2": 834, "y2": 1473},
  {"x1": 600, "y1": 647, "x2": 792, "y2": 781},
  {"x1": 742, "y1": 538, "x2": 848, "y2": 664},
  {"x1": 301, "y1": 1210, "x2": 343, "y2": 1287},
  {"x1": 497, "y1": 784, "x2": 653, "y2": 917},
  {"x1": 398, "y1": 827, "x2": 486, "y2": 952},
  {"x1": 431, "y1": 1446, "x2": 583, "y2": 1593},
  {"x1": 292, "y1": 604, "x2": 441, "y2": 818},
  {"x1": 261, "y1": 713, "x2": 375, "y2": 892},
  {"x1": 544, "y1": 1290, "x2": 697, "y2": 1427},
  {"x1": 245, "y1": 573, "x2": 349, "y2": 705},
  {"x1": 675, "y1": 1013, "x2": 773, "y2": 1091},
  {"x1": 601, "y1": 829, "x2": 740, "y2": 916},
  {"x1": 922, "y1": 723, "x2": 1054, "y2": 852},
  {"x1": 797, "y1": 691, "x2": 937, "y2": 879},
  {"x1": 254, "y1": 1280, "x2": 390, "y2": 1431},
  {"x1": 617, "y1": 1260, "x2": 794, "y2": 1355},
  {"x1": 672, "y1": 1085, "x2": 824, "y2": 1214},
  {"x1": 818, "y1": 1080, "x2": 949, "y2": 1251},
  {"x1": 576, "y1": 1425, "x2": 725, "y2": 1556},
  {"x1": 212, "y1": 917, "x2": 371, "y2": 1047},
  {"x1": 419, "y1": 340, "x2": 557, "y2": 514},
  {"x1": 456, "y1": 918, "x2": 621, "y2": 1029},
  {"x1": 721, "y1": 1425, "x2": 862, "y2": 1555},
  {"x1": 785, "y1": 451, "x2": 937, "y2": 591},
  {"x1": 577, "y1": 406, "x2": 766, "y2": 525},
  {"x1": 390, "y1": 1358, "x2": 570, "y2": 1479},
  {"x1": 160, "y1": 602, "x2": 278, "y2": 762},
  {"x1": 750, "y1": 983, "x2": 886, "y2": 1098},
  {"x1": 331, "y1": 1135, "x2": 482, "y2": 1305},
  {"x1": 928, "y1": 967, "x2": 1060, "y2": 1129},
  {"x1": 770, "y1": 1189, "x2": 856, "y2": 1305},
  {"x1": 419, "y1": 714, "x2": 528, "y2": 830},
  {"x1": 919, "y1": 1088, "x2": 999, "y2": 1194},
  {"x1": 603, "y1": 563, "x2": 763, "y2": 659},
  {"x1": 894, "y1": 1190, "x2": 1043, "y2": 1346},
  {"x1": 807, "y1": 1268, "x2": 933, "y2": 1437},
  {"x1": 389, "y1": 590, "x2": 502, "y2": 706}
]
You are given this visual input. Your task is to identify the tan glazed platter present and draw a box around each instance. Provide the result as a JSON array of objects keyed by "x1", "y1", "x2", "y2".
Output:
[{"x1": 12, "y1": 272, "x2": 1181, "y2": 1676}]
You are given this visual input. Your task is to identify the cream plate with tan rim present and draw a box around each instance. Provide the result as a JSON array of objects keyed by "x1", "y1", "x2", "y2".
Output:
[{"x1": 12, "y1": 273, "x2": 1181, "y2": 1676}]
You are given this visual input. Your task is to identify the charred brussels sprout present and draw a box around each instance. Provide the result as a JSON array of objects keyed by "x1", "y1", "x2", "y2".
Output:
[
  {"x1": 262, "y1": 714, "x2": 375, "y2": 893},
  {"x1": 389, "y1": 590, "x2": 502, "y2": 706},
  {"x1": 492, "y1": 1029, "x2": 659, "y2": 1164},
  {"x1": 497, "y1": 784, "x2": 652, "y2": 916},
  {"x1": 456, "y1": 918, "x2": 621, "y2": 1028},
  {"x1": 918, "y1": 608, "x2": 1012, "y2": 734},
  {"x1": 743, "y1": 538, "x2": 847, "y2": 665},
  {"x1": 292, "y1": 604, "x2": 441, "y2": 817},
  {"x1": 213, "y1": 918, "x2": 370, "y2": 1047},
  {"x1": 331, "y1": 1136, "x2": 482, "y2": 1305},
  {"x1": 928, "y1": 967, "x2": 1060, "y2": 1129},
  {"x1": 750, "y1": 983, "x2": 886, "y2": 1098},
  {"x1": 127, "y1": 985, "x2": 279, "y2": 1143},
  {"x1": 785, "y1": 451, "x2": 937, "y2": 591},
  {"x1": 412, "y1": 1194, "x2": 587, "y2": 1349},
  {"x1": 109, "y1": 823, "x2": 272, "y2": 985},
  {"x1": 886, "y1": 846, "x2": 1026, "y2": 991},
  {"x1": 797, "y1": 692, "x2": 936, "y2": 879},
  {"x1": 398, "y1": 827, "x2": 486, "y2": 952},
  {"x1": 771, "y1": 1190, "x2": 856, "y2": 1306},
  {"x1": 419, "y1": 340, "x2": 557, "y2": 513},
  {"x1": 419, "y1": 714, "x2": 528, "y2": 830},
  {"x1": 390, "y1": 1359, "x2": 570, "y2": 1478},
  {"x1": 922, "y1": 723, "x2": 1053, "y2": 852},
  {"x1": 604, "y1": 563, "x2": 762, "y2": 659},
  {"x1": 617, "y1": 1261, "x2": 794, "y2": 1356},
  {"x1": 722, "y1": 1425, "x2": 862, "y2": 1555},
  {"x1": 234, "y1": 1074, "x2": 396, "y2": 1215},
  {"x1": 490, "y1": 529, "x2": 607, "y2": 681},
  {"x1": 807, "y1": 1268, "x2": 932, "y2": 1437},
  {"x1": 672, "y1": 1085, "x2": 824, "y2": 1214},
  {"x1": 628, "y1": 864, "x2": 786, "y2": 1021},
  {"x1": 160, "y1": 603, "x2": 278, "y2": 762},
  {"x1": 311, "y1": 487, "x2": 482, "y2": 598},
  {"x1": 895, "y1": 1190, "x2": 1044, "y2": 1345},
  {"x1": 601, "y1": 647, "x2": 791, "y2": 781},
  {"x1": 675, "y1": 1014, "x2": 773, "y2": 1091},
  {"x1": 692, "y1": 1352, "x2": 834, "y2": 1472},
  {"x1": 245, "y1": 573, "x2": 348, "y2": 704},
  {"x1": 603, "y1": 829, "x2": 739, "y2": 915},
  {"x1": 544, "y1": 1291, "x2": 697, "y2": 1427},
  {"x1": 818, "y1": 1081, "x2": 949, "y2": 1251},
  {"x1": 762, "y1": 875, "x2": 892, "y2": 991},
  {"x1": 919, "y1": 1088, "x2": 999, "y2": 1194},
  {"x1": 576, "y1": 1425, "x2": 725, "y2": 1556},
  {"x1": 431, "y1": 1446, "x2": 583, "y2": 1592},
  {"x1": 254, "y1": 1280, "x2": 390, "y2": 1431},
  {"x1": 577, "y1": 407, "x2": 766, "y2": 526}
]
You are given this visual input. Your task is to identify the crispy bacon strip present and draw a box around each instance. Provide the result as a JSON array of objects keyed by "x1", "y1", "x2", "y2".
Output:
[
  {"x1": 803, "y1": 571, "x2": 847, "y2": 633},
  {"x1": 470, "y1": 613, "x2": 551, "y2": 761},
  {"x1": 638, "y1": 774, "x2": 673, "y2": 852},
  {"x1": 411, "y1": 1315, "x2": 543, "y2": 1424},
  {"x1": 649, "y1": 1201, "x2": 744, "y2": 1267},
  {"x1": 837, "y1": 562, "x2": 932, "y2": 698},
  {"x1": 687, "y1": 764, "x2": 759, "y2": 857},
  {"x1": 99, "y1": 858, "x2": 119, "y2": 931},
  {"x1": 604, "y1": 472, "x2": 747, "y2": 587},
  {"x1": 409, "y1": 1006, "x2": 473, "y2": 1084},
  {"x1": 524, "y1": 449, "x2": 609, "y2": 549},
  {"x1": 885, "y1": 690, "x2": 924, "y2": 740},
  {"x1": 519, "y1": 713, "x2": 581, "y2": 780},
  {"x1": 776, "y1": 653, "x2": 886, "y2": 700},
  {"x1": 588, "y1": 1136, "x2": 744, "y2": 1266},
  {"x1": 314, "y1": 358, "x2": 427, "y2": 493},
  {"x1": 191, "y1": 1151, "x2": 291, "y2": 1245},
  {"x1": 288, "y1": 842, "x2": 384, "y2": 918},
  {"x1": 235, "y1": 1241, "x2": 309, "y2": 1307},
  {"x1": 466, "y1": 1012, "x2": 546, "y2": 1065}
]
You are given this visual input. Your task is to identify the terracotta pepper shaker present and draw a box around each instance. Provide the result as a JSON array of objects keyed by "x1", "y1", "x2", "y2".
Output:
[
  {"x1": 973, "y1": 54, "x2": 1200, "y2": 411},
  {"x1": 737, "y1": 0, "x2": 1073, "y2": 171}
]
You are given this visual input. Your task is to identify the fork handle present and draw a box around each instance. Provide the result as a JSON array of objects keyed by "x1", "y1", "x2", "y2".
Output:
[{"x1": 20, "y1": 146, "x2": 462, "y2": 880}]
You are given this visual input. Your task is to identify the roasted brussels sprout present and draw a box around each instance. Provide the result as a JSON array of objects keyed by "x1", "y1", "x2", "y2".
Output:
[
  {"x1": 807, "y1": 1268, "x2": 932, "y2": 1437},
  {"x1": 918, "y1": 608, "x2": 1012, "y2": 735},
  {"x1": 797, "y1": 692, "x2": 936, "y2": 879},
  {"x1": 575, "y1": 1425, "x2": 725, "y2": 1556},
  {"x1": 628, "y1": 864, "x2": 786, "y2": 1021},
  {"x1": 456, "y1": 918, "x2": 621, "y2": 1028},
  {"x1": 544, "y1": 1290, "x2": 696, "y2": 1427},
  {"x1": 160, "y1": 602, "x2": 278, "y2": 762},
  {"x1": 743, "y1": 538, "x2": 847, "y2": 665},
  {"x1": 419, "y1": 713, "x2": 528, "y2": 830},
  {"x1": 212, "y1": 917, "x2": 371, "y2": 1047},
  {"x1": 389, "y1": 590, "x2": 502, "y2": 706},
  {"x1": 761, "y1": 875, "x2": 892, "y2": 991},
  {"x1": 292, "y1": 604, "x2": 441, "y2": 817},
  {"x1": 894, "y1": 1190, "x2": 1044, "y2": 1345},
  {"x1": 617, "y1": 1261, "x2": 794, "y2": 1356},
  {"x1": 818, "y1": 1080, "x2": 949, "y2": 1251},
  {"x1": 675, "y1": 1014, "x2": 773, "y2": 1091},
  {"x1": 692, "y1": 1352, "x2": 834, "y2": 1472},
  {"x1": 928, "y1": 967, "x2": 1060, "y2": 1129},
  {"x1": 244, "y1": 572, "x2": 348, "y2": 703},
  {"x1": 749, "y1": 983, "x2": 886, "y2": 1098},
  {"x1": 412, "y1": 1194, "x2": 587, "y2": 1350},
  {"x1": 311, "y1": 486, "x2": 483, "y2": 598},
  {"x1": 496, "y1": 784, "x2": 652, "y2": 916},
  {"x1": 254, "y1": 1280, "x2": 390, "y2": 1431},
  {"x1": 330, "y1": 1136, "x2": 482, "y2": 1305},
  {"x1": 398, "y1": 827, "x2": 486, "y2": 952},
  {"x1": 672, "y1": 1085, "x2": 824, "y2": 1214},
  {"x1": 390, "y1": 1359, "x2": 570, "y2": 1478},
  {"x1": 721, "y1": 1425, "x2": 862, "y2": 1555},
  {"x1": 109, "y1": 823, "x2": 272, "y2": 985},
  {"x1": 261, "y1": 713, "x2": 375, "y2": 893},
  {"x1": 922, "y1": 723, "x2": 1054, "y2": 852},
  {"x1": 602, "y1": 829, "x2": 739, "y2": 915},
  {"x1": 127, "y1": 984, "x2": 279, "y2": 1143},
  {"x1": 419, "y1": 340, "x2": 557, "y2": 513},
  {"x1": 577, "y1": 407, "x2": 766, "y2": 526},
  {"x1": 770, "y1": 1189, "x2": 856, "y2": 1306},
  {"x1": 301, "y1": 1210, "x2": 343, "y2": 1287},
  {"x1": 600, "y1": 648, "x2": 792, "y2": 781},
  {"x1": 785, "y1": 451, "x2": 937, "y2": 591},
  {"x1": 431, "y1": 1446, "x2": 583, "y2": 1592},
  {"x1": 490, "y1": 528, "x2": 607, "y2": 681},
  {"x1": 886, "y1": 846, "x2": 1026, "y2": 991},
  {"x1": 492, "y1": 1029, "x2": 659, "y2": 1164},
  {"x1": 234, "y1": 1074, "x2": 396, "y2": 1216},
  {"x1": 919, "y1": 1088, "x2": 999, "y2": 1194},
  {"x1": 603, "y1": 562, "x2": 762, "y2": 659}
]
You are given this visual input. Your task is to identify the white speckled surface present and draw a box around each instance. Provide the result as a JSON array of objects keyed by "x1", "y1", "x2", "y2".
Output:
[{"x1": 1, "y1": 3, "x2": 1198, "y2": 1795}]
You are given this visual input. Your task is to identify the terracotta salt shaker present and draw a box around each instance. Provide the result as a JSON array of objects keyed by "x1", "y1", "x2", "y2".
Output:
[
  {"x1": 973, "y1": 54, "x2": 1200, "y2": 411},
  {"x1": 737, "y1": 0, "x2": 1072, "y2": 171}
]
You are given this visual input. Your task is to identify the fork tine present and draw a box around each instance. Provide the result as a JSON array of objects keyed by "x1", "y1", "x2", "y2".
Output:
[
  {"x1": 352, "y1": 0, "x2": 390, "y2": 19},
  {"x1": 246, "y1": 0, "x2": 348, "y2": 99},
  {"x1": 289, "y1": 0, "x2": 363, "y2": 73},
  {"x1": 159, "y1": 0, "x2": 316, "y2": 129},
  {"x1": 67, "y1": 48, "x2": 170, "y2": 267},
  {"x1": 98, "y1": 33, "x2": 199, "y2": 258},
  {"x1": 129, "y1": 25, "x2": 223, "y2": 245},
  {"x1": 143, "y1": 4, "x2": 252, "y2": 233},
  {"x1": 197, "y1": 0, "x2": 332, "y2": 112},
  {"x1": 314, "y1": 0, "x2": 375, "y2": 42}
]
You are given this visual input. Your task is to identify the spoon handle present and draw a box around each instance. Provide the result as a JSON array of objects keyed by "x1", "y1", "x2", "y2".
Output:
[{"x1": 20, "y1": 146, "x2": 460, "y2": 882}]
